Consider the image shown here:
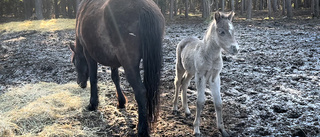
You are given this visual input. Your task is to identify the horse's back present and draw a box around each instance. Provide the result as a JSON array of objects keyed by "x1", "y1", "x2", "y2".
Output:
[{"x1": 76, "y1": 0, "x2": 164, "y2": 67}]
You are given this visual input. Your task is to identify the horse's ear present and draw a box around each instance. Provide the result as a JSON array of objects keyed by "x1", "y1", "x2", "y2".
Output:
[
  {"x1": 215, "y1": 12, "x2": 221, "y2": 22},
  {"x1": 228, "y1": 11, "x2": 235, "y2": 21},
  {"x1": 69, "y1": 42, "x2": 75, "y2": 52}
]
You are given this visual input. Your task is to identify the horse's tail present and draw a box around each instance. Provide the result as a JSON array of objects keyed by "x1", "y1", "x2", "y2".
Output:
[{"x1": 139, "y1": 7, "x2": 164, "y2": 129}]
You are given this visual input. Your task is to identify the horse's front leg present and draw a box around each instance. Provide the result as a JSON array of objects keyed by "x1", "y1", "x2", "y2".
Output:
[
  {"x1": 84, "y1": 52, "x2": 99, "y2": 111},
  {"x1": 210, "y1": 73, "x2": 229, "y2": 137},
  {"x1": 124, "y1": 65, "x2": 149, "y2": 137},
  {"x1": 193, "y1": 72, "x2": 206, "y2": 136},
  {"x1": 111, "y1": 68, "x2": 127, "y2": 108}
]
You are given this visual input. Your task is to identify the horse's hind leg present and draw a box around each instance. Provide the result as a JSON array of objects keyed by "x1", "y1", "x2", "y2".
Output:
[
  {"x1": 210, "y1": 73, "x2": 229, "y2": 137},
  {"x1": 180, "y1": 72, "x2": 193, "y2": 116},
  {"x1": 172, "y1": 67, "x2": 185, "y2": 113},
  {"x1": 123, "y1": 65, "x2": 149, "y2": 136},
  {"x1": 111, "y1": 68, "x2": 127, "y2": 108}
]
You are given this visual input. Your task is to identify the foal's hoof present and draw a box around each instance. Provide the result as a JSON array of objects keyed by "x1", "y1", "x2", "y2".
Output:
[
  {"x1": 185, "y1": 112, "x2": 191, "y2": 118},
  {"x1": 172, "y1": 110, "x2": 179, "y2": 115},
  {"x1": 194, "y1": 133, "x2": 202, "y2": 137},
  {"x1": 86, "y1": 103, "x2": 98, "y2": 111},
  {"x1": 219, "y1": 129, "x2": 230, "y2": 137}
]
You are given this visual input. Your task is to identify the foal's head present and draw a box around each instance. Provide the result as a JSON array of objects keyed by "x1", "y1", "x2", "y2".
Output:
[
  {"x1": 69, "y1": 43, "x2": 89, "y2": 88},
  {"x1": 207, "y1": 11, "x2": 239, "y2": 55}
]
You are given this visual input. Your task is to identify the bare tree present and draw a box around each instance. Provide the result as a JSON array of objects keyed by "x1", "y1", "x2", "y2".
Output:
[
  {"x1": 272, "y1": 0, "x2": 278, "y2": 11},
  {"x1": 282, "y1": 0, "x2": 286, "y2": 15},
  {"x1": 202, "y1": 0, "x2": 211, "y2": 19},
  {"x1": 23, "y1": 0, "x2": 33, "y2": 19},
  {"x1": 221, "y1": 0, "x2": 225, "y2": 11},
  {"x1": 231, "y1": 0, "x2": 235, "y2": 11},
  {"x1": 247, "y1": 0, "x2": 252, "y2": 20},
  {"x1": 185, "y1": 0, "x2": 189, "y2": 18},
  {"x1": 286, "y1": 0, "x2": 293, "y2": 18},
  {"x1": 170, "y1": 0, "x2": 174, "y2": 20},
  {"x1": 316, "y1": 0, "x2": 320, "y2": 18},
  {"x1": 241, "y1": 0, "x2": 245, "y2": 15},
  {"x1": 268, "y1": 0, "x2": 272, "y2": 18},
  {"x1": 35, "y1": 0, "x2": 43, "y2": 19}
]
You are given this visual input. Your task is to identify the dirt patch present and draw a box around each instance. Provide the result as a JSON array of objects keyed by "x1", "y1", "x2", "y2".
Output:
[{"x1": 0, "y1": 19, "x2": 319, "y2": 136}]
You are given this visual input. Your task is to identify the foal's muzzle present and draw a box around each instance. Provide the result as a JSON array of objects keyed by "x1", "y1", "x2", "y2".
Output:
[{"x1": 229, "y1": 44, "x2": 239, "y2": 55}]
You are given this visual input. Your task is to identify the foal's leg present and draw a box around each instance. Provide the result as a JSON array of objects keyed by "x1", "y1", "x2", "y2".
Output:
[
  {"x1": 84, "y1": 52, "x2": 99, "y2": 111},
  {"x1": 123, "y1": 64, "x2": 149, "y2": 136},
  {"x1": 111, "y1": 68, "x2": 127, "y2": 108},
  {"x1": 173, "y1": 67, "x2": 185, "y2": 113},
  {"x1": 193, "y1": 72, "x2": 206, "y2": 135},
  {"x1": 210, "y1": 73, "x2": 229, "y2": 137},
  {"x1": 180, "y1": 72, "x2": 193, "y2": 116}
]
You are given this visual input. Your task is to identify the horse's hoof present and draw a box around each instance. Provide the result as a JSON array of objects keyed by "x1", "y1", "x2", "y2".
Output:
[
  {"x1": 86, "y1": 103, "x2": 97, "y2": 111},
  {"x1": 219, "y1": 129, "x2": 230, "y2": 137},
  {"x1": 117, "y1": 103, "x2": 126, "y2": 109}
]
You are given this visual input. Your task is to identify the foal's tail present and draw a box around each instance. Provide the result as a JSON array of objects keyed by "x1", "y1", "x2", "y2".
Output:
[{"x1": 139, "y1": 7, "x2": 165, "y2": 129}]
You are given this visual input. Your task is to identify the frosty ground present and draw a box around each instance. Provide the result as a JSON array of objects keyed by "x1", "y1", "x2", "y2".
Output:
[{"x1": 0, "y1": 19, "x2": 319, "y2": 136}]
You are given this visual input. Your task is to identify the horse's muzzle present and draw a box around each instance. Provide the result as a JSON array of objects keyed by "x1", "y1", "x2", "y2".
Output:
[
  {"x1": 78, "y1": 81, "x2": 87, "y2": 88},
  {"x1": 229, "y1": 44, "x2": 239, "y2": 55}
]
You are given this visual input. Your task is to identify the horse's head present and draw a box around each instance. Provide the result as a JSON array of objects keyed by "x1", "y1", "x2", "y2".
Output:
[
  {"x1": 213, "y1": 11, "x2": 239, "y2": 55},
  {"x1": 69, "y1": 43, "x2": 89, "y2": 88}
]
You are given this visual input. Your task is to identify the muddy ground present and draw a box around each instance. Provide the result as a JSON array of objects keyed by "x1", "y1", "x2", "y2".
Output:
[{"x1": 0, "y1": 19, "x2": 320, "y2": 136}]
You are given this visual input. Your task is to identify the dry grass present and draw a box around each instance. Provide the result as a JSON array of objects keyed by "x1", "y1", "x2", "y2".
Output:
[
  {"x1": 0, "y1": 19, "x2": 75, "y2": 32},
  {"x1": 0, "y1": 82, "x2": 105, "y2": 137}
]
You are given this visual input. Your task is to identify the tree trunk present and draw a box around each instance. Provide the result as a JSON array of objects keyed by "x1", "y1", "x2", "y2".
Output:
[
  {"x1": 60, "y1": 0, "x2": 67, "y2": 17},
  {"x1": 241, "y1": 0, "x2": 245, "y2": 15},
  {"x1": 54, "y1": 0, "x2": 59, "y2": 18},
  {"x1": 316, "y1": 0, "x2": 320, "y2": 18},
  {"x1": 282, "y1": 0, "x2": 286, "y2": 15},
  {"x1": 76, "y1": 0, "x2": 81, "y2": 11},
  {"x1": 221, "y1": 0, "x2": 225, "y2": 11},
  {"x1": 202, "y1": 0, "x2": 210, "y2": 19},
  {"x1": 35, "y1": 0, "x2": 43, "y2": 20},
  {"x1": 268, "y1": 0, "x2": 272, "y2": 18},
  {"x1": 174, "y1": 0, "x2": 177, "y2": 16},
  {"x1": 246, "y1": 0, "x2": 252, "y2": 20},
  {"x1": 231, "y1": 0, "x2": 235, "y2": 11},
  {"x1": 311, "y1": 0, "x2": 315, "y2": 17},
  {"x1": 215, "y1": 0, "x2": 219, "y2": 11},
  {"x1": 170, "y1": 0, "x2": 173, "y2": 20},
  {"x1": 286, "y1": 0, "x2": 293, "y2": 19},
  {"x1": 259, "y1": 0, "x2": 264, "y2": 10},
  {"x1": 24, "y1": 0, "x2": 33, "y2": 19},
  {"x1": 272, "y1": 0, "x2": 278, "y2": 11},
  {"x1": 67, "y1": 0, "x2": 73, "y2": 18},
  {"x1": 185, "y1": 0, "x2": 189, "y2": 18}
]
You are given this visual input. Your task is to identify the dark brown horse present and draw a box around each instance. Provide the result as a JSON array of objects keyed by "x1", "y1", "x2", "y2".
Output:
[{"x1": 69, "y1": 0, "x2": 165, "y2": 136}]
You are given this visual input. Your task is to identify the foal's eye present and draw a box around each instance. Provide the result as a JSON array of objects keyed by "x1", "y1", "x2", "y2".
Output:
[{"x1": 218, "y1": 30, "x2": 225, "y2": 36}]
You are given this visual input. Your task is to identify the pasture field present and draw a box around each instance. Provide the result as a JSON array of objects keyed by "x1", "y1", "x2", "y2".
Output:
[{"x1": 0, "y1": 18, "x2": 319, "y2": 136}]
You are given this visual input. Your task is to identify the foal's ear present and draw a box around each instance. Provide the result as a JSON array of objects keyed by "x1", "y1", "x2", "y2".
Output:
[
  {"x1": 214, "y1": 12, "x2": 221, "y2": 22},
  {"x1": 228, "y1": 11, "x2": 235, "y2": 21},
  {"x1": 69, "y1": 42, "x2": 75, "y2": 52}
]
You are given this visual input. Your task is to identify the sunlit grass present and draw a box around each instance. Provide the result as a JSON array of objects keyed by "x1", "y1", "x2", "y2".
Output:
[{"x1": 0, "y1": 19, "x2": 76, "y2": 32}]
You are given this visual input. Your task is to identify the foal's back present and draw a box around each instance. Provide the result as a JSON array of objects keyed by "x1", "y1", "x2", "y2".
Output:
[{"x1": 176, "y1": 37, "x2": 203, "y2": 74}]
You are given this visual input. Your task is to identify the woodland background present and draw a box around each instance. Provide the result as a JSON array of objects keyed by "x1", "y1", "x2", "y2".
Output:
[{"x1": 0, "y1": 0, "x2": 320, "y2": 22}]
